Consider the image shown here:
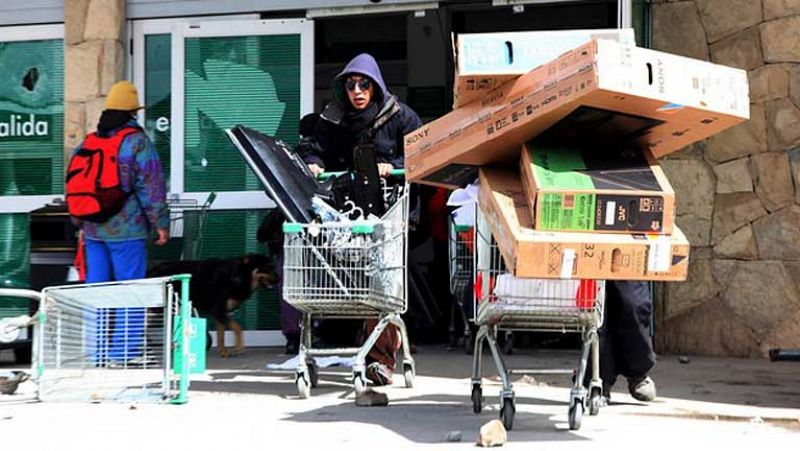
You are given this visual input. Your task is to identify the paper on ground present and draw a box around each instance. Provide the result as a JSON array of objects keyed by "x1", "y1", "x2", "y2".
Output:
[{"x1": 266, "y1": 354, "x2": 356, "y2": 370}]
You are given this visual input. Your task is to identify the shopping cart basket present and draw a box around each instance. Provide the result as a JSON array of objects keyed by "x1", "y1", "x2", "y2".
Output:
[
  {"x1": 282, "y1": 171, "x2": 414, "y2": 399},
  {"x1": 449, "y1": 205, "x2": 514, "y2": 355},
  {"x1": 470, "y1": 208, "x2": 605, "y2": 431},
  {"x1": 149, "y1": 193, "x2": 216, "y2": 262},
  {"x1": 0, "y1": 275, "x2": 195, "y2": 404},
  {"x1": 448, "y1": 213, "x2": 476, "y2": 353}
]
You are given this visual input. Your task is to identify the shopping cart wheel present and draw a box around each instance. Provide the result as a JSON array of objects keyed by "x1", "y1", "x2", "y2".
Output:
[
  {"x1": 588, "y1": 387, "x2": 602, "y2": 416},
  {"x1": 500, "y1": 397, "x2": 515, "y2": 430},
  {"x1": 296, "y1": 372, "x2": 311, "y2": 399},
  {"x1": 308, "y1": 363, "x2": 319, "y2": 389},
  {"x1": 568, "y1": 398, "x2": 583, "y2": 430},
  {"x1": 353, "y1": 372, "x2": 367, "y2": 395},
  {"x1": 471, "y1": 384, "x2": 482, "y2": 414},
  {"x1": 403, "y1": 363, "x2": 415, "y2": 388}
]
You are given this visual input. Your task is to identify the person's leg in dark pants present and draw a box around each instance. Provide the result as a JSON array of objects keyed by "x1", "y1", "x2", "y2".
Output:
[
  {"x1": 598, "y1": 281, "x2": 657, "y2": 401},
  {"x1": 365, "y1": 320, "x2": 401, "y2": 386},
  {"x1": 275, "y1": 252, "x2": 301, "y2": 354}
]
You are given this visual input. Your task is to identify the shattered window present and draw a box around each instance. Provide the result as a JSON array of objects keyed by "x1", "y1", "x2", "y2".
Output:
[
  {"x1": 183, "y1": 34, "x2": 301, "y2": 192},
  {"x1": 0, "y1": 39, "x2": 64, "y2": 196}
]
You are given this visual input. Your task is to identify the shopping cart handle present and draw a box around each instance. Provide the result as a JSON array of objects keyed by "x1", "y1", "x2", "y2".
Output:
[{"x1": 317, "y1": 169, "x2": 405, "y2": 180}]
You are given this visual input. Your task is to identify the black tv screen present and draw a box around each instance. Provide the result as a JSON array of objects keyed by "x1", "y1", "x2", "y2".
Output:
[{"x1": 227, "y1": 125, "x2": 325, "y2": 224}]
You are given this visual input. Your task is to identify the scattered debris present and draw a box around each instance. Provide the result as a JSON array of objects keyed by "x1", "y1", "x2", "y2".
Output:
[
  {"x1": 477, "y1": 419, "x2": 507, "y2": 447},
  {"x1": 355, "y1": 389, "x2": 389, "y2": 407},
  {"x1": 678, "y1": 356, "x2": 691, "y2": 364},
  {"x1": 445, "y1": 430, "x2": 462, "y2": 442},
  {"x1": 514, "y1": 374, "x2": 550, "y2": 387},
  {"x1": 0, "y1": 371, "x2": 29, "y2": 395}
]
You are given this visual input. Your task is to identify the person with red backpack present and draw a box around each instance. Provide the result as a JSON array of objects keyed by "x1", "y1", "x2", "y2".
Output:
[{"x1": 66, "y1": 80, "x2": 169, "y2": 363}]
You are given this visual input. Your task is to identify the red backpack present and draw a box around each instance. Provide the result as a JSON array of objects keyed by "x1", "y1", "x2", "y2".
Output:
[{"x1": 65, "y1": 127, "x2": 140, "y2": 222}]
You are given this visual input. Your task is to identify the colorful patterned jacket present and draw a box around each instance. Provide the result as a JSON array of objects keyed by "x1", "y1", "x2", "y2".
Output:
[{"x1": 72, "y1": 119, "x2": 169, "y2": 242}]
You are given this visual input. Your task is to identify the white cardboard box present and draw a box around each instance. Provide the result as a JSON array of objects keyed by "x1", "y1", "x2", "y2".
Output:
[{"x1": 453, "y1": 28, "x2": 636, "y2": 107}]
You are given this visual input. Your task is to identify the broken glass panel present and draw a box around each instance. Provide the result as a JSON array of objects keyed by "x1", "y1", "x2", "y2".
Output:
[{"x1": 0, "y1": 38, "x2": 64, "y2": 196}]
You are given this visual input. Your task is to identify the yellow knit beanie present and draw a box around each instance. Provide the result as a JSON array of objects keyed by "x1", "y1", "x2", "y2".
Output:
[{"x1": 105, "y1": 81, "x2": 144, "y2": 111}]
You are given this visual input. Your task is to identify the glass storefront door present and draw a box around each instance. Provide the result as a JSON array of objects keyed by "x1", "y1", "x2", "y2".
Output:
[
  {"x1": 0, "y1": 24, "x2": 64, "y2": 299},
  {"x1": 132, "y1": 18, "x2": 314, "y2": 346}
]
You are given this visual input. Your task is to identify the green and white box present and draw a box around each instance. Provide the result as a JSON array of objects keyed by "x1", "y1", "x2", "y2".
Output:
[{"x1": 520, "y1": 141, "x2": 675, "y2": 234}]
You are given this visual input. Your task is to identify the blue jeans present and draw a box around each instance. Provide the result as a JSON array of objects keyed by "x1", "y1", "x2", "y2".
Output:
[{"x1": 85, "y1": 238, "x2": 147, "y2": 363}]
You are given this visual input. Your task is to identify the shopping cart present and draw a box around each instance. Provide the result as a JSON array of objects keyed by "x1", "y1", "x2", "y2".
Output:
[
  {"x1": 282, "y1": 170, "x2": 414, "y2": 399},
  {"x1": 470, "y1": 208, "x2": 605, "y2": 431},
  {"x1": 448, "y1": 205, "x2": 514, "y2": 356},
  {"x1": 448, "y1": 213, "x2": 476, "y2": 354},
  {"x1": 0, "y1": 275, "x2": 195, "y2": 404},
  {"x1": 150, "y1": 193, "x2": 216, "y2": 262}
]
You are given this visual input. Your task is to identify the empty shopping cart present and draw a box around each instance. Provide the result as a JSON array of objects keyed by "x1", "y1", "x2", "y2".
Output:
[
  {"x1": 149, "y1": 193, "x2": 216, "y2": 263},
  {"x1": 0, "y1": 275, "x2": 195, "y2": 404}
]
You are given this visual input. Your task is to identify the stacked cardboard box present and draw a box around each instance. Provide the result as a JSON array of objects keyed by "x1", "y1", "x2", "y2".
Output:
[
  {"x1": 478, "y1": 167, "x2": 689, "y2": 281},
  {"x1": 519, "y1": 142, "x2": 675, "y2": 235},
  {"x1": 405, "y1": 38, "x2": 749, "y2": 190},
  {"x1": 453, "y1": 28, "x2": 636, "y2": 108},
  {"x1": 406, "y1": 35, "x2": 750, "y2": 281}
]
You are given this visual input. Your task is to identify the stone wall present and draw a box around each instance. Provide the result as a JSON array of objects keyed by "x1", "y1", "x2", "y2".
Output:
[
  {"x1": 64, "y1": 0, "x2": 125, "y2": 158},
  {"x1": 652, "y1": 0, "x2": 800, "y2": 357}
]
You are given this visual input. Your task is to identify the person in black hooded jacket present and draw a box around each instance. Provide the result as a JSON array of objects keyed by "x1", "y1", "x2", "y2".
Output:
[
  {"x1": 301, "y1": 53, "x2": 422, "y2": 177},
  {"x1": 298, "y1": 53, "x2": 422, "y2": 387}
]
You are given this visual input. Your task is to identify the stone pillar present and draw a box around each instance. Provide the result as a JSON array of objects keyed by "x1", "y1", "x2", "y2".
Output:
[
  {"x1": 652, "y1": 0, "x2": 800, "y2": 357},
  {"x1": 64, "y1": 0, "x2": 125, "y2": 159}
]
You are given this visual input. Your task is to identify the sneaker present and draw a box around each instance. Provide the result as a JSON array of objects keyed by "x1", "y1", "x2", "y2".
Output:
[
  {"x1": 601, "y1": 386, "x2": 611, "y2": 406},
  {"x1": 365, "y1": 362, "x2": 393, "y2": 386},
  {"x1": 627, "y1": 376, "x2": 657, "y2": 402}
]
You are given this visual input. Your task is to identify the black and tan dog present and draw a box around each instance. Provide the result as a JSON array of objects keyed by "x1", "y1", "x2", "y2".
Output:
[{"x1": 148, "y1": 254, "x2": 278, "y2": 357}]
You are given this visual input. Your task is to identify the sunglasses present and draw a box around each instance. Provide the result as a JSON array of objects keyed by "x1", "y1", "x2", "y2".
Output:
[{"x1": 345, "y1": 78, "x2": 372, "y2": 92}]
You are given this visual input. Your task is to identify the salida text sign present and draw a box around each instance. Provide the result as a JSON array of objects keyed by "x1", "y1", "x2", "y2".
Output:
[{"x1": 0, "y1": 113, "x2": 51, "y2": 141}]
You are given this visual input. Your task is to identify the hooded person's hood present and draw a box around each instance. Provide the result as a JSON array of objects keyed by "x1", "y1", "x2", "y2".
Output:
[{"x1": 333, "y1": 53, "x2": 388, "y2": 107}]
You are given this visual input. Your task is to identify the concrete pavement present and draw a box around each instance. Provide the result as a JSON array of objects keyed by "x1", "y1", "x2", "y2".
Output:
[{"x1": 1, "y1": 346, "x2": 798, "y2": 449}]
